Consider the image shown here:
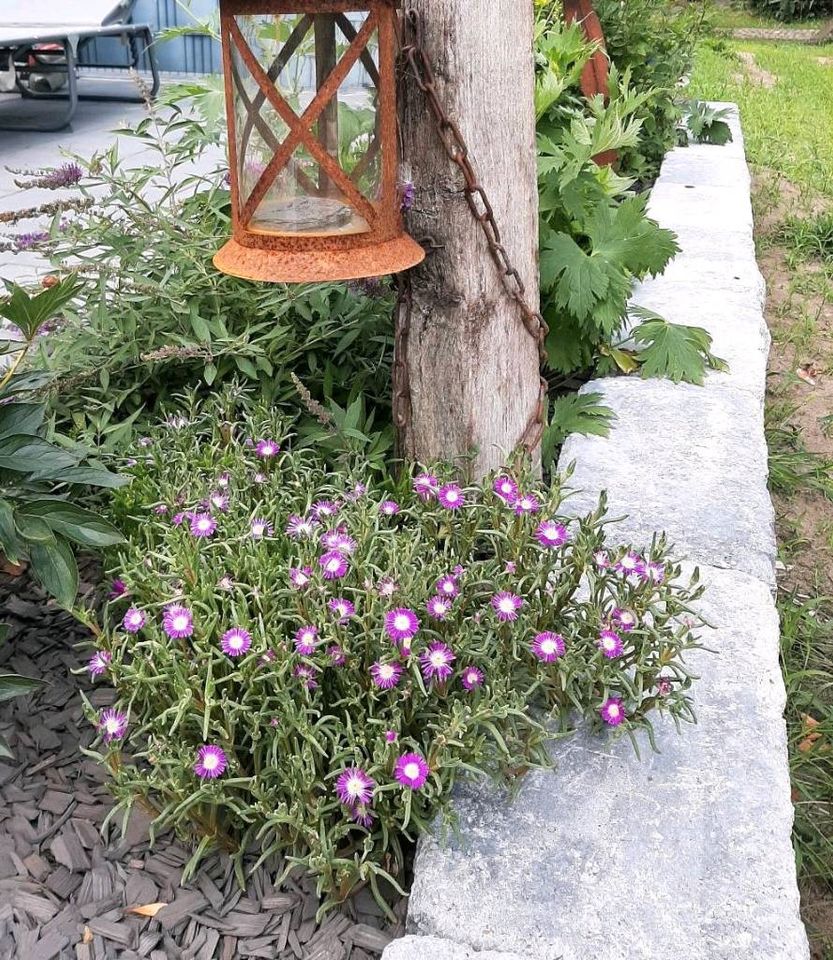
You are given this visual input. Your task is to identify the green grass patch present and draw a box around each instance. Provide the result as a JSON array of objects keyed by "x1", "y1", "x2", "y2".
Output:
[{"x1": 710, "y1": 5, "x2": 783, "y2": 29}]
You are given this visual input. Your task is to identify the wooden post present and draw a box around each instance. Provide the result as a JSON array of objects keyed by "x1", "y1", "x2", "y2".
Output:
[{"x1": 396, "y1": 0, "x2": 541, "y2": 480}]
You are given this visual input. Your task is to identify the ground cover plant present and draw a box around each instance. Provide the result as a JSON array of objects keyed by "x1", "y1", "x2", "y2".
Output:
[{"x1": 82, "y1": 393, "x2": 703, "y2": 907}]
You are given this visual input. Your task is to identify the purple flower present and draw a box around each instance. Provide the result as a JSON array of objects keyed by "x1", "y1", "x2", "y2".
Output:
[
  {"x1": 371, "y1": 660, "x2": 403, "y2": 689},
  {"x1": 598, "y1": 629, "x2": 623, "y2": 659},
  {"x1": 615, "y1": 552, "x2": 644, "y2": 576},
  {"x1": 336, "y1": 767, "x2": 375, "y2": 807},
  {"x1": 435, "y1": 575, "x2": 459, "y2": 599},
  {"x1": 172, "y1": 512, "x2": 186, "y2": 526},
  {"x1": 420, "y1": 642, "x2": 455, "y2": 683},
  {"x1": 260, "y1": 650, "x2": 277, "y2": 666},
  {"x1": 218, "y1": 575, "x2": 234, "y2": 591},
  {"x1": 385, "y1": 730, "x2": 398, "y2": 744},
  {"x1": 37, "y1": 162, "x2": 83, "y2": 189},
  {"x1": 438, "y1": 483, "x2": 465, "y2": 510},
  {"x1": 379, "y1": 500, "x2": 400, "y2": 516},
  {"x1": 493, "y1": 475, "x2": 518, "y2": 504},
  {"x1": 320, "y1": 551, "x2": 349, "y2": 580},
  {"x1": 426, "y1": 595, "x2": 452, "y2": 621},
  {"x1": 289, "y1": 566, "x2": 313, "y2": 589},
  {"x1": 413, "y1": 473, "x2": 439, "y2": 500},
  {"x1": 377, "y1": 577, "x2": 397, "y2": 597},
  {"x1": 321, "y1": 530, "x2": 357, "y2": 555},
  {"x1": 87, "y1": 650, "x2": 111, "y2": 678},
  {"x1": 194, "y1": 744, "x2": 227, "y2": 779},
  {"x1": 294, "y1": 663, "x2": 318, "y2": 689},
  {"x1": 286, "y1": 515, "x2": 319, "y2": 539},
  {"x1": 312, "y1": 500, "x2": 340, "y2": 521},
  {"x1": 98, "y1": 708, "x2": 128, "y2": 742},
  {"x1": 109, "y1": 579, "x2": 127, "y2": 600},
  {"x1": 216, "y1": 472, "x2": 230, "y2": 489},
  {"x1": 600, "y1": 697, "x2": 625, "y2": 726},
  {"x1": 346, "y1": 482, "x2": 368, "y2": 501},
  {"x1": 460, "y1": 665, "x2": 484, "y2": 690},
  {"x1": 612, "y1": 608, "x2": 638, "y2": 632},
  {"x1": 394, "y1": 752, "x2": 429, "y2": 790},
  {"x1": 351, "y1": 808, "x2": 375, "y2": 829},
  {"x1": 209, "y1": 492, "x2": 229, "y2": 512},
  {"x1": 645, "y1": 561, "x2": 666, "y2": 583},
  {"x1": 162, "y1": 604, "x2": 194, "y2": 640},
  {"x1": 531, "y1": 632, "x2": 565, "y2": 663},
  {"x1": 594, "y1": 551, "x2": 610, "y2": 569},
  {"x1": 504, "y1": 561, "x2": 517, "y2": 574},
  {"x1": 255, "y1": 439, "x2": 280, "y2": 458},
  {"x1": 153, "y1": 504, "x2": 168, "y2": 515},
  {"x1": 221, "y1": 627, "x2": 252, "y2": 657},
  {"x1": 328, "y1": 645, "x2": 346, "y2": 666},
  {"x1": 657, "y1": 677, "x2": 673, "y2": 697},
  {"x1": 122, "y1": 607, "x2": 146, "y2": 633},
  {"x1": 535, "y1": 520, "x2": 569, "y2": 549},
  {"x1": 253, "y1": 472, "x2": 267, "y2": 485},
  {"x1": 190, "y1": 513, "x2": 217, "y2": 538},
  {"x1": 294, "y1": 625, "x2": 319, "y2": 656},
  {"x1": 15, "y1": 230, "x2": 49, "y2": 251},
  {"x1": 514, "y1": 493, "x2": 540, "y2": 516},
  {"x1": 491, "y1": 592, "x2": 524, "y2": 622},
  {"x1": 328, "y1": 597, "x2": 355, "y2": 622},
  {"x1": 384, "y1": 608, "x2": 420, "y2": 645}
]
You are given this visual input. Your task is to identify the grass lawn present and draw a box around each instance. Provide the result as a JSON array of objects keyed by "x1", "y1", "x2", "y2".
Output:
[{"x1": 710, "y1": 5, "x2": 783, "y2": 29}]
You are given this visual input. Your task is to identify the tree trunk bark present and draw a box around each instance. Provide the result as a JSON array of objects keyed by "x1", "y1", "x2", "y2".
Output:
[{"x1": 395, "y1": 0, "x2": 541, "y2": 481}]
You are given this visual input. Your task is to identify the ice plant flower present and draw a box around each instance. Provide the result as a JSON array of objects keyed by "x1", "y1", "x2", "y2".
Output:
[
  {"x1": 312, "y1": 500, "x2": 340, "y2": 520},
  {"x1": 328, "y1": 597, "x2": 355, "y2": 622},
  {"x1": 122, "y1": 606, "x2": 146, "y2": 633},
  {"x1": 438, "y1": 483, "x2": 465, "y2": 510},
  {"x1": 413, "y1": 473, "x2": 439, "y2": 500},
  {"x1": 612, "y1": 608, "x2": 638, "y2": 632},
  {"x1": 493, "y1": 474, "x2": 519, "y2": 504},
  {"x1": 535, "y1": 520, "x2": 569, "y2": 549},
  {"x1": 371, "y1": 660, "x2": 403, "y2": 689},
  {"x1": 194, "y1": 744, "x2": 227, "y2": 779},
  {"x1": 221, "y1": 627, "x2": 252, "y2": 657},
  {"x1": 385, "y1": 730, "x2": 398, "y2": 743},
  {"x1": 657, "y1": 677, "x2": 673, "y2": 697},
  {"x1": 426, "y1": 596, "x2": 452, "y2": 621},
  {"x1": 327, "y1": 645, "x2": 346, "y2": 666},
  {"x1": 216, "y1": 472, "x2": 230, "y2": 489},
  {"x1": 294, "y1": 664, "x2": 318, "y2": 689},
  {"x1": 289, "y1": 566, "x2": 313, "y2": 589},
  {"x1": 294, "y1": 625, "x2": 319, "y2": 656},
  {"x1": 420, "y1": 642, "x2": 456, "y2": 683},
  {"x1": 253, "y1": 472, "x2": 267, "y2": 485},
  {"x1": 98, "y1": 708, "x2": 128, "y2": 742},
  {"x1": 504, "y1": 561, "x2": 517, "y2": 574},
  {"x1": 435, "y1": 575, "x2": 459, "y2": 599},
  {"x1": 531, "y1": 632, "x2": 565, "y2": 662},
  {"x1": 336, "y1": 767, "x2": 375, "y2": 807},
  {"x1": 209, "y1": 492, "x2": 229, "y2": 512},
  {"x1": 320, "y1": 551, "x2": 349, "y2": 580},
  {"x1": 171, "y1": 512, "x2": 185, "y2": 526},
  {"x1": 321, "y1": 530, "x2": 357, "y2": 555},
  {"x1": 346, "y1": 482, "x2": 368, "y2": 501},
  {"x1": 379, "y1": 500, "x2": 400, "y2": 516},
  {"x1": 514, "y1": 493, "x2": 540, "y2": 515},
  {"x1": 286, "y1": 514, "x2": 319, "y2": 539},
  {"x1": 162, "y1": 604, "x2": 194, "y2": 640},
  {"x1": 153, "y1": 504, "x2": 168, "y2": 515},
  {"x1": 255, "y1": 439, "x2": 280, "y2": 458},
  {"x1": 377, "y1": 577, "x2": 397, "y2": 597},
  {"x1": 491, "y1": 592, "x2": 524, "y2": 622},
  {"x1": 190, "y1": 513, "x2": 217, "y2": 538},
  {"x1": 109, "y1": 579, "x2": 127, "y2": 600},
  {"x1": 594, "y1": 551, "x2": 610, "y2": 569},
  {"x1": 460, "y1": 665, "x2": 484, "y2": 690},
  {"x1": 218, "y1": 575, "x2": 234, "y2": 591},
  {"x1": 249, "y1": 517, "x2": 273, "y2": 539},
  {"x1": 87, "y1": 650, "x2": 111, "y2": 678},
  {"x1": 600, "y1": 697, "x2": 625, "y2": 726},
  {"x1": 395, "y1": 752, "x2": 429, "y2": 790},
  {"x1": 615, "y1": 552, "x2": 644, "y2": 576},
  {"x1": 598, "y1": 629, "x2": 624, "y2": 659},
  {"x1": 384, "y1": 608, "x2": 420, "y2": 645},
  {"x1": 645, "y1": 561, "x2": 666, "y2": 583}
]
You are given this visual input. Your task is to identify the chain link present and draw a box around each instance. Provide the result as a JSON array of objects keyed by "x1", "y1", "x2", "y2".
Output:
[{"x1": 397, "y1": 9, "x2": 549, "y2": 454}]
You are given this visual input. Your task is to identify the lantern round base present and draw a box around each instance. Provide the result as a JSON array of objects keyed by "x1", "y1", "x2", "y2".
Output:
[{"x1": 213, "y1": 234, "x2": 426, "y2": 284}]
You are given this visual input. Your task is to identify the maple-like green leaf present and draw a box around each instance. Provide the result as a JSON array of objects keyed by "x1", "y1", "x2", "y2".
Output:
[
  {"x1": 540, "y1": 233, "x2": 610, "y2": 321},
  {"x1": 630, "y1": 309, "x2": 728, "y2": 385}
]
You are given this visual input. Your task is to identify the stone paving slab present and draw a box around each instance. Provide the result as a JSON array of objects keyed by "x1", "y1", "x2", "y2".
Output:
[{"x1": 385, "y1": 936, "x2": 528, "y2": 960}]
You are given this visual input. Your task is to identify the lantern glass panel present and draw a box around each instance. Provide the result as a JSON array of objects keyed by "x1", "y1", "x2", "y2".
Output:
[{"x1": 232, "y1": 13, "x2": 381, "y2": 238}]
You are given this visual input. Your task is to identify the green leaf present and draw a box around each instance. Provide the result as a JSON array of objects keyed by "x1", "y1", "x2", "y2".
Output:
[
  {"x1": 0, "y1": 500, "x2": 21, "y2": 563},
  {"x1": 542, "y1": 391, "x2": 616, "y2": 465},
  {"x1": 0, "y1": 276, "x2": 83, "y2": 340},
  {"x1": 28, "y1": 537, "x2": 78, "y2": 607},
  {"x1": 52, "y1": 464, "x2": 129, "y2": 489},
  {"x1": 0, "y1": 435, "x2": 78, "y2": 478},
  {"x1": 0, "y1": 402, "x2": 45, "y2": 440},
  {"x1": 15, "y1": 514, "x2": 56, "y2": 545},
  {"x1": 630, "y1": 309, "x2": 728, "y2": 385},
  {"x1": 18, "y1": 501, "x2": 124, "y2": 547},
  {"x1": 0, "y1": 673, "x2": 43, "y2": 702},
  {"x1": 540, "y1": 233, "x2": 610, "y2": 321}
]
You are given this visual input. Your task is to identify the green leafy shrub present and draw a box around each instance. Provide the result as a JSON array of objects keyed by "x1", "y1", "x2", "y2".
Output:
[
  {"x1": 84, "y1": 394, "x2": 703, "y2": 904},
  {"x1": 747, "y1": 0, "x2": 833, "y2": 20}
]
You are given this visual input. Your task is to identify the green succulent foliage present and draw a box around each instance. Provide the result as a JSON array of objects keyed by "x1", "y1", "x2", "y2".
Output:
[{"x1": 681, "y1": 100, "x2": 734, "y2": 146}]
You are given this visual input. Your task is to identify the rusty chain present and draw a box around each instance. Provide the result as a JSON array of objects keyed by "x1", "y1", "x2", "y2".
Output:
[{"x1": 396, "y1": 8, "x2": 549, "y2": 454}]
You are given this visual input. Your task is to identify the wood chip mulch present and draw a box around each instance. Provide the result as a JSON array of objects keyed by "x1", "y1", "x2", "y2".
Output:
[{"x1": 0, "y1": 573, "x2": 405, "y2": 960}]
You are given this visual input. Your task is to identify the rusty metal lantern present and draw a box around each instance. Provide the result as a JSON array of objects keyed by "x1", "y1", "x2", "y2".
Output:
[{"x1": 214, "y1": 0, "x2": 425, "y2": 283}]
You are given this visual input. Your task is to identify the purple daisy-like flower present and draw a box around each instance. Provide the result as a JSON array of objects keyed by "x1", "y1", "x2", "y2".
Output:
[
  {"x1": 438, "y1": 483, "x2": 465, "y2": 510},
  {"x1": 312, "y1": 500, "x2": 340, "y2": 521},
  {"x1": 320, "y1": 551, "x2": 349, "y2": 580},
  {"x1": 379, "y1": 500, "x2": 400, "y2": 516},
  {"x1": 98, "y1": 708, "x2": 128, "y2": 742},
  {"x1": 493, "y1": 475, "x2": 518, "y2": 504},
  {"x1": 352, "y1": 808, "x2": 375, "y2": 829},
  {"x1": 251, "y1": 517, "x2": 273, "y2": 539},
  {"x1": 420, "y1": 642, "x2": 456, "y2": 683},
  {"x1": 514, "y1": 493, "x2": 540, "y2": 516},
  {"x1": 122, "y1": 606, "x2": 146, "y2": 633},
  {"x1": 255, "y1": 439, "x2": 280, "y2": 458},
  {"x1": 190, "y1": 513, "x2": 217, "y2": 538},
  {"x1": 328, "y1": 645, "x2": 347, "y2": 666},
  {"x1": 491, "y1": 592, "x2": 524, "y2": 622},
  {"x1": 209, "y1": 492, "x2": 229, "y2": 512},
  {"x1": 531, "y1": 632, "x2": 565, "y2": 663},
  {"x1": 253, "y1": 472, "x2": 267, "y2": 485},
  {"x1": 600, "y1": 697, "x2": 625, "y2": 726},
  {"x1": 221, "y1": 627, "x2": 252, "y2": 657},
  {"x1": 289, "y1": 566, "x2": 313, "y2": 589},
  {"x1": 370, "y1": 660, "x2": 403, "y2": 689},
  {"x1": 171, "y1": 512, "x2": 186, "y2": 526},
  {"x1": 162, "y1": 604, "x2": 194, "y2": 640},
  {"x1": 194, "y1": 744, "x2": 227, "y2": 779},
  {"x1": 294, "y1": 663, "x2": 318, "y2": 689},
  {"x1": 328, "y1": 597, "x2": 355, "y2": 623},
  {"x1": 286, "y1": 514, "x2": 319, "y2": 539},
  {"x1": 394, "y1": 752, "x2": 429, "y2": 790},
  {"x1": 645, "y1": 560, "x2": 666, "y2": 583},
  {"x1": 109, "y1": 579, "x2": 127, "y2": 600},
  {"x1": 87, "y1": 650, "x2": 111, "y2": 678},
  {"x1": 615, "y1": 552, "x2": 644, "y2": 577},
  {"x1": 260, "y1": 650, "x2": 277, "y2": 666},
  {"x1": 385, "y1": 730, "x2": 398, "y2": 744},
  {"x1": 384, "y1": 608, "x2": 420, "y2": 644},
  {"x1": 460, "y1": 665, "x2": 484, "y2": 690},
  {"x1": 426, "y1": 596, "x2": 452, "y2": 621},
  {"x1": 294, "y1": 625, "x2": 319, "y2": 656},
  {"x1": 413, "y1": 473, "x2": 439, "y2": 500},
  {"x1": 216, "y1": 472, "x2": 230, "y2": 489},
  {"x1": 153, "y1": 504, "x2": 168, "y2": 515},
  {"x1": 594, "y1": 551, "x2": 611, "y2": 569},
  {"x1": 336, "y1": 767, "x2": 375, "y2": 807},
  {"x1": 598, "y1": 629, "x2": 624, "y2": 659},
  {"x1": 505, "y1": 561, "x2": 517, "y2": 574},
  {"x1": 346, "y1": 482, "x2": 368, "y2": 502},
  {"x1": 321, "y1": 530, "x2": 357, "y2": 555},
  {"x1": 612, "y1": 608, "x2": 638, "y2": 632},
  {"x1": 377, "y1": 577, "x2": 397, "y2": 597},
  {"x1": 435, "y1": 575, "x2": 459, "y2": 599},
  {"x1": 218, "y1": 575, "x2": 234, "y2": 591},
  {"x1": 535, "y1": 520, "x2": 569, "y2": 549}
]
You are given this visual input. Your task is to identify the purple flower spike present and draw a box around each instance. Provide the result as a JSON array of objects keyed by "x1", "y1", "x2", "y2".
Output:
[
  {"x1": 221, "y1": 627, "x2": 252, "y2": 657},
  {"x1": 108, "y1": 579, "x2": 127, "y2": 600},
  {"x1": 460, "y1": 665, "x2": 484, "y2": 690},
  {"x1": 162, "y1": 604, "x2": 194, "y2": 640},
  {"x1": 384, "y1": 608, "x2": 420, "y2": 645},
  {"x1": 612, "y1": 608, "x2": 638, "y2": 632},
  {"x1": 379, "y1": 500, "x2": 400, "y2": 517},
  {"x1": 255, "y1": 439, "x2": 280, "y2": 458},
  {"x1": 426, "y1": 596, "x2": 452, "y2": 621},
  {"x1": 491, "y1": 592, "x2": 524, "y2": 622},
  {"x1": 514, "y1": 493, "x2": 540, "y2": 516},
  {"x1": 289, "y1": 566, "x2": 313, "y2": 589},
  {"x1": 493, "y1": 475, "x2": 518, "y2": 504},
  {"x1": 87, "y1": 650, "x2": 111, "y2": 678},
  {"x1": 438, "y1": 483, "x2": 465, "y2": 510},
  {"x1": 413, "y1": 473, "x2": 439, "y2": 500},
  {"x1": 251, "y1": 517, "x2": 273, "y2": 539},
  {"x1": 294, "y1": 625, "x2": 319, "y2": 656},
  {"x1": 286, "y1": 515, "x2": 319, "y2": 539},
  {"x1": 320, "y1": 551, "x2": 349, "y2": 580},
  {"x1": 98, "y1": 708, "x2": 128, "y2": 742},
  {"x1": 122, "y1": 607, "x2": 146, "y2": 633},
  {"x1": 194, "y1": 744, "x2": 227, "y2": 779},
  {"x1": 435, "y1": 575, "x2": 459, "y2": 599},
  {"x1": 531, "y1": 632, "x2": 565, "y2": 663},
  {"x1": 370, "y1": 661, "x2": 403, "y2": 689},
  {"x1": 294, "y1": 663, "x2": 319, "y2": 689},
  {"x1": 190, "y1": 513, "x2": 217, "y2": 538},
  {"x1": 336, "y1": 767, "x2": 375, "y2": 807},
  {"x1": 394, "y1": 752, "x2": 429, "y2": 790},
  {"x1": 328, "y1": 598, "x2": 355, "y2": 623},
  {"x1": 600, "y1": 697, "x2": 625, "y2": 726},
  {"x1": 312, "y1": 500, "x2": 340, "y2": 521},
  {"x1": 598, "y1": 629, "x2": 623, "y2": 659},
  {"x1": 535, "y1": 520, "x2": 569, "y2": 549},
  {"x1": 420, "y1": 642, "x2": 456, "y2": 683},
  {"x1": 328, "y1": 645, "x2": 347, "y2": 666}
]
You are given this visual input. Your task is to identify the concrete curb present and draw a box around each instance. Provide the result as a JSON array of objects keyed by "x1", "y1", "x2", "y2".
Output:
[{"x1": 385, "y1": 106, "x2": 809, "y2": 960}]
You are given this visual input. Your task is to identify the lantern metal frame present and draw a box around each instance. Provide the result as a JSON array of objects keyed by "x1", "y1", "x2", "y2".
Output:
[{"x1": 214, "y1": 0, "x2": 425, "y2": 283}]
